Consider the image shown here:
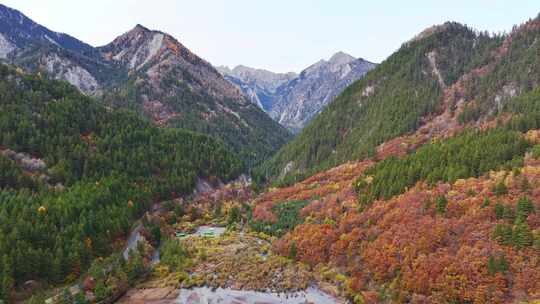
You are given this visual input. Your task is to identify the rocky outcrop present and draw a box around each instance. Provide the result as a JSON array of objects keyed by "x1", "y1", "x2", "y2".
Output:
[
  {"x1": 0, "y1": 33, "x2": 15, "y2": 58},
  {"x1": 40, "y1": 53, "x2": 100, "y2": 94},
  {"x1": 1, "y1": 149, "x2": 46, "y2": 172}
]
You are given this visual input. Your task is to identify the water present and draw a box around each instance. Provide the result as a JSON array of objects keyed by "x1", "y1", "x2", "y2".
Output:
[
  {"x1": 176, "y1": 286, "x2": 344, "y2": 304},
  {"x1": 194, "y1": 226, "x2": 226, "y2": 237},
  {"x1": 123, "y1": 223, "x2": 144, "y2": 260},
  {"x1": 151, "y1": 247, "x2": 161, "y2": 264}
]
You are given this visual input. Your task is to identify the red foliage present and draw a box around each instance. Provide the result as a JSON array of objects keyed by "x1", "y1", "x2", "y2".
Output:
[{"x1": 265, "y1": 154, "x2": 540, "y2": 302}]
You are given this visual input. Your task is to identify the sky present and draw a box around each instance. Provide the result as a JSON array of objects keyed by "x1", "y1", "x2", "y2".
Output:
[{"x1": 2, "y1": 0, "x2": 539, "y2": 72}]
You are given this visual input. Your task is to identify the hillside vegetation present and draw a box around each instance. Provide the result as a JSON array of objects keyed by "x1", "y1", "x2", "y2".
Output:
[
  {"x1": 0, "y1": 64, "x2": 242, "y2": 302},
  {"x1": 258, "y1": 22, "x2": 504, "y2": 184}
]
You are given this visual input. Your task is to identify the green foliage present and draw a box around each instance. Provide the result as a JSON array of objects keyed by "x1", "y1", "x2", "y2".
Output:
[
  {"x1": 160, "y1": 238, "x2": 191, "y2": 272},
  {"x1": 515, "y1": 196, "x2": 535, "y2": 222},
  {"x1": 288, "y1": 242, "x2": 298, "y2": 260},
  {"x1": 512, "y1": 222, "x2": 534, "y2": 249},
  {"x1": 532, "y1": 144, "x2": 540, "y2": 159},
  {"x1": 487, "y1": 254, "x2": 509, "y2": 275},
  {"x1": 260, "y1": 23, "x2": 502, "y2": 183},
  {"x1": 0, "y1": 155, "x2": 37, "y2": 190},
  {"x1": 0, "y1": 64, "x2": 243, "y2": 294},
  {"x1": 104, "y1": 67, "x2": 292, "y2": 167},
  {"x1": 355, "y1": 128, "x2": 529, "y2": 203},
  {"x1": 464, "y1": 24, "x2": 540, "y2": 124},
  {"x1": 491, "y1": 196, "x2": 537, "y2": 249},
  {"x1": 227, "y1": 206, "x2": 242, "y2": 226},
  {"x1": 436, "y1": 196, "x2": 448, "y2": 215},
  {"x1": 494, "y1": 201, "x2": 505, "y2": 219},
  {"x1": 250, "y1": 200, "x2": 309, "y2": 237},
  {"x1": 491, "y1": 181, "x2": 508, "y2": 196},
  {"x1": 492, "y1": 224, "x2": 514, "y2": 246}
]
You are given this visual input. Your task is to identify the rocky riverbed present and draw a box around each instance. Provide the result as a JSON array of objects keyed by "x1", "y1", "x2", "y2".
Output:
[{"x1": 117, "y1": 230, "x2": 347, "y2": 303}]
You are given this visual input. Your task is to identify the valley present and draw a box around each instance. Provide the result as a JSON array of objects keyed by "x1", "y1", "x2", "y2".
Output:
[{"x1": 0, "y1": 2, "x2": 539, "y2": 304}]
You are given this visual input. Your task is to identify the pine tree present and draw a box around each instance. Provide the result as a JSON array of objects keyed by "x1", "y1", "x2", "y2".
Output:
[
  {"x1": 436, "y1": 196, "x2": 448, "y2": 215},
  {"x1": 512, "y1": 222, "x2": 533, "y2": 248},
  {"x1": 493, "y1": 224, "x2": 513, "y2": 245},
  {"x1": 494, "y1": 201, "x2": 505, "y2": 219},
  {"x1": 516, "y1": 196, "x2": 535, "y2": 222}
]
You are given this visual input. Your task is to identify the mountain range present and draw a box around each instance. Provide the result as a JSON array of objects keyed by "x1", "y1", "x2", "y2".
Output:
[
  {"x1": 0, "y1": 4, "x2": 290, "y2": 164},
  {"x1": 1, "y1": 3, "x2": 540, "y2": 304},
  {"x1": 219, "y1": 52, "x2": 376, "y2": 132}
]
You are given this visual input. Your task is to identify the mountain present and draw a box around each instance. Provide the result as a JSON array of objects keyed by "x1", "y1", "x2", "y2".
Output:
[
  {"x1": 217, "y1": 65, "x2": 297, "y2": 111},
  {"x1": 219, "y1": 52, "x2": 376, "y2": 132},
  {"x1": 0, "y1": 4, "x2": 291, "y2": 165},
  {"x1": 269, "y1": 52, "x2": 376, "y2": 132},
  {"x1": 259, "y1": 18, "x2": 540, "y2": 184},
  {"x1": 0, "y1": 63, "x2": 243, "y2": 302},
  {"x1": 98, "y1": 24, "x2": 291, "y2": 163},
  {"x1": 0, "y1": 4, "x2": 123, "y2": 95}
]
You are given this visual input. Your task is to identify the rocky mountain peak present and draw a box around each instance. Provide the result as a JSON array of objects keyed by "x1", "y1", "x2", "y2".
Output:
[{"x1": 328, "y1": 51, "x2": 356, "y2": 65}]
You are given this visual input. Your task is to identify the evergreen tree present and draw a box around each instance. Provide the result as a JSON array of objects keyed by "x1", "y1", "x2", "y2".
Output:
[
  {"x1": 513, "y1": 222, "x2": 534, "y2": 248},
  {"x1": 436, "y1": 196, "x2": 448, "y2": 215},
  {"x1": 516, "y1": 196, "x2": 535, "y2": 222}
]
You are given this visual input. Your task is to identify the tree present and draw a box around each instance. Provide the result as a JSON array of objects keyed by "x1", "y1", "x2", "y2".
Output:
[
  {"x1": 487, "y1": 254, "x2": 509, "y2": 275},
  {"x1": 436, "y1": 196, "x2": 448, "y2": 215},
  {"x1": 492, "y1": 181, "x2": 508, "y2": 196},
  {"x1": 492, "y1": 224, "x2": 513, "y2": 245},
  {"x1": 288, "y1": 242, "x2": 298, "y2": 260},
  {"x1": 513, "y1": 222, "x2": 533, "y2": 248},
  {"x1": 494, "y1": 202, "x2": 505, "y2": 219},
  {"x1": 516, "y1": 196, "x2": 535, "y2": 222}
]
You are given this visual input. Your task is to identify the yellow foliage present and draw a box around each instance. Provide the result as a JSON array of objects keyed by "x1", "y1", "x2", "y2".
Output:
[
  {"x1": 85, "y1": 237, "x2": 92, "y2": 249},
  {"x1": 37, "y1": 206, "x2": 47, "y2": 214}
]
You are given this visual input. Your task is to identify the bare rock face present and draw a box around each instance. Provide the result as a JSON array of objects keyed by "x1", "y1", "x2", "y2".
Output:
[
  {"x1": 220, "y1": 52, "x2": 376, "y2": 133},
  {"x1": 0, "y1": 4, "x2": 106, "y2": 94},
  {"x1": 217, "y1": 65, "x2": 297, "y2": 111},
  {"x1": 41, "y1": 53, "x2": 100, "y2": 94},
  {"x1": 0, "y1": 33, "x2": 16, "y2": 58},
  {"x1": 270, "y1": 52, "x2": 376, "y2": 133},
  {"x1": 100, "y1": 24, "x2": 245, "y2": 103}
]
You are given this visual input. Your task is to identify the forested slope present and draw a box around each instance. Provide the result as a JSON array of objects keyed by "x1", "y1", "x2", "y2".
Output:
[
  {"x1": 259, "y1": 19, "x2": 540, "y2": 185},
  {"x1": 0, "y1": 64, "x2": 242, "y2": 302}
]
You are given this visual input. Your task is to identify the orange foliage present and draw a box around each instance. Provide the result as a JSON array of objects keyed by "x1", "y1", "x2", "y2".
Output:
[{"x1": 265, "y1": 154, "x2": 540, "y2": 303}]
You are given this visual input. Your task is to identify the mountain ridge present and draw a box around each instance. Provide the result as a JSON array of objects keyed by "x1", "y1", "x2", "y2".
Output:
[
  {"x1": 0, "y1": 4, "x2": 292, "y2": 165},
  {"x1": 219, "y1": 52, "x2": 376, "y2": 132},
  {"x1": 258, "y1": 20, "x2": 539, "y2": 183}
]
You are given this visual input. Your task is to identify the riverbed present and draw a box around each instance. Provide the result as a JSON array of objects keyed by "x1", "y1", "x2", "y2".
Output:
[{"x1": 176, "y1": 286, "x2": 344, "y2": 304}]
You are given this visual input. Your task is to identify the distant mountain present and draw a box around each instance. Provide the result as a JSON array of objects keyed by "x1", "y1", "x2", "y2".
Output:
[
  {"x1": 270, "y1": 52, "x2": 376, "y2": 132},
  {"x1": 217, "y1": 65, "x2": 297, "y2": 111},
  {"x1": 219, "y1": 52, "x2": 376, "y2": 132},
  {"x1": 0, "y1": 4, "x2": 291, "y2": 165}
]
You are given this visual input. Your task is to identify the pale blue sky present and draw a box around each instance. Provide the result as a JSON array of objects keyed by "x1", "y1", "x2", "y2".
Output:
[{"x1": 2, "y1": 0, "x2": 539, "y2": 72}]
